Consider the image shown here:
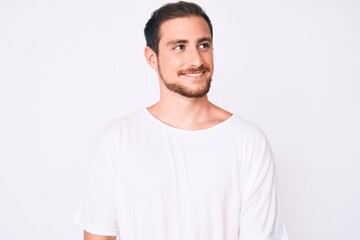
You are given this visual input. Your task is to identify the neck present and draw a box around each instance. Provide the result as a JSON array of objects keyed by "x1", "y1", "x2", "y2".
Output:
[{"x1": 147, "y1": 91, "x2": 232, "y2": 130}]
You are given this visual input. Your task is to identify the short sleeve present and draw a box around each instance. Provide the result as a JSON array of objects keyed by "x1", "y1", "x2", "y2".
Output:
[
  {"x1": 73, "y1": 127, "x2": 119, "y2": 236},
  {"x1": 239, "y1": 130, "x2": 289, "y2": 240}
]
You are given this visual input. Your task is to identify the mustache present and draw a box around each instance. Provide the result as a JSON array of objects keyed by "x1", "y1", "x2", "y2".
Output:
[{"x1": 178, "y1": 65, "x2": 210, "y2": 75}]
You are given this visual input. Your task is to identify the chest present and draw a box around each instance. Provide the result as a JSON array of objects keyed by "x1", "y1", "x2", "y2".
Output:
[{"x1": 115, "y1": 133, "x2": 241, "y2": 203}]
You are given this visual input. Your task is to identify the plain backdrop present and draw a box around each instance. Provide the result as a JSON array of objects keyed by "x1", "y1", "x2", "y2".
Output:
[{"x1": 1, "y1": 0, "x2": 359, "y2": 239}]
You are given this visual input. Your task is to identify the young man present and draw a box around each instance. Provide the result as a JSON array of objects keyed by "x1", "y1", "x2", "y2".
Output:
[{"x1": 73, "y1": 1, "x2": 289, "y2": 240}]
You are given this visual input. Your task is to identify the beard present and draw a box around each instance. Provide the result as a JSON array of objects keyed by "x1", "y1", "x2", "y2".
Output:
[{"x1": 158, "y1": 64, "x2": 212, "y2": 98}]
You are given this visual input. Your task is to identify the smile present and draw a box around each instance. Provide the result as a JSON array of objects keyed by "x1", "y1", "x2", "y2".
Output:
[{"x1": 182, "y1": 71, "x2": 204, "y2": 77}]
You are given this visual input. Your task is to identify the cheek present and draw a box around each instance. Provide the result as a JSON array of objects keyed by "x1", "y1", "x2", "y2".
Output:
[
  {"x1": 205, "y1": 52, "x2": 214, "y2": 62},
  {"x1": 161, "y1": 57, "x2": 182, "y2": 71},
  {"x1": 199, "y1": 51, "x2": 213, "y2": 64}
]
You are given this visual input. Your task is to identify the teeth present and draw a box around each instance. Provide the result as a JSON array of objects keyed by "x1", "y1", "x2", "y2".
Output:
[{"x1": 184, "y1": 72, "x2": 202, "y2": 77}]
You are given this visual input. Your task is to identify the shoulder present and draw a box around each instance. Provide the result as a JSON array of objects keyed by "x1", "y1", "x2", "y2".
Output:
[
  {"x1": 97, "y1": 109, "x2": 148, "y2": 139},
  {"x1": 228, "y1": 114, "x2": 267, "y2": 139},
  {"x1": 211, "y1": 104, "x2": 266, "y2": 140},
  {"x1": 229, "y1": 115, "x2": 275, "y2": 171},
  {"x1": 224, "y1": 114, "x2": 274, "y2": 157},
  {"x1": 104, "y1": 109, "x2": 146, "y2": 129}
]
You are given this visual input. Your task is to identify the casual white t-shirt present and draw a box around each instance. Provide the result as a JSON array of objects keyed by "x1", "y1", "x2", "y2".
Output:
[{"x1": 73, "y1": 109, "x2": 289, "y2": 240}]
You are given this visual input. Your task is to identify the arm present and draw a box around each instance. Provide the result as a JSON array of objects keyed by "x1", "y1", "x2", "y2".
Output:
[
  {"x1": 73, "y1": 127, "x2": 120, "y2": 238},
  {"x1": 238, "y1": 128, "x2": 288, "y2": 239},
  {"x1": 84, "y1": 231, "x2": 116, "y2": 240}
]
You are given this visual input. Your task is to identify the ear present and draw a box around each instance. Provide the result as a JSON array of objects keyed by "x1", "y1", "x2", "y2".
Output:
[{"x1": 144, "y1": 46, "x2": 158, "y2": 71}]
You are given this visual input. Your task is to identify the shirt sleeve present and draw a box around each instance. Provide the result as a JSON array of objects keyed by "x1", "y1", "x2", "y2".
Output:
[
  {"x1": 73, "y1": 127, "x2": 119, "y2": 236},
  {"x1": 239, "y1": 129, "x2": 289, "y2": 240}
]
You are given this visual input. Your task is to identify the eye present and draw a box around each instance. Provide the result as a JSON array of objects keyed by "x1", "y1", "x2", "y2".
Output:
[
  {"x1": 173, "y1": 44, "x2": 185, "y2": 50},
  {"x1": 199, "y1": 43, "x2": 210, "y2": 49}
]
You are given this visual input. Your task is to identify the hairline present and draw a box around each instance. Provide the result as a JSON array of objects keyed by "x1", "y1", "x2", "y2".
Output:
[{"x1": 156, "y1": 15, "x2": 213, "y2": 54}]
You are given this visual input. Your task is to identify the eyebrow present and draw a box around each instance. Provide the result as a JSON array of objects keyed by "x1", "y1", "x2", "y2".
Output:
[
  {"x1": 166, "y1": 39, "x2": 188, "y2": 47},
  {"x1": 198, "y1": 37, "x2": 212, "y2": 43},
  {"x1": 166, "y1": 37, "x2": 212, "y2": 47}
]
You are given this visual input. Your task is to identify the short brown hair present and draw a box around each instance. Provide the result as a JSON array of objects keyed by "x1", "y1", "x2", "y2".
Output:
[{"x1": 144, "y1": 1, "x2": 213, "y2": 54}]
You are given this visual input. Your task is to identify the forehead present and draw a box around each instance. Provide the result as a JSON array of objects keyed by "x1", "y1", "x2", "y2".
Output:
[{"x1": 158, "y1": 16, "x2": 211, "y2": 44}]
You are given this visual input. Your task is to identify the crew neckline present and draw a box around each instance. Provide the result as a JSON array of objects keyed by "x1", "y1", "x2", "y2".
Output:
[{"x1": 143, "y1": 108, "x2": 235, "y2": 133}]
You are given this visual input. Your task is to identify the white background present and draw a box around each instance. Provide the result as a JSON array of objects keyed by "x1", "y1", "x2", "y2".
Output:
[{"x1": 1, "y1": 0, "x2": 359, "y2": 239}]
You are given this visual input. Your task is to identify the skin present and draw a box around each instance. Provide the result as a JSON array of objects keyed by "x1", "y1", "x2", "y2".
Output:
[
  {"x1": 145, "y1": 16, "x2": 232, "y2": 130},
  {"x1": 84, "y1": 231, "x2": 116, "y2": 240},
  {"x1": 84, "y1": 15, "x2": 232, "y2": 240}
]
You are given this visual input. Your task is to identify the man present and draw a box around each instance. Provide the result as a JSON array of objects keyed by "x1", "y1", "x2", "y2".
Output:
[{"x1": 73, "y1": 1, "x2": 289, "y2": 240}]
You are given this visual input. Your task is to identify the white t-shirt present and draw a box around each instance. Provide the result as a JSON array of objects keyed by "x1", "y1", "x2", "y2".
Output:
[{"x1": 73, "y1": 109, "x2": 289, "y2": 240}]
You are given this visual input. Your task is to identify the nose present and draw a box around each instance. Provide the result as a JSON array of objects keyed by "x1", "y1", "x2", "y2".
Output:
[{"x1": 187, "y1": 48, "x2": 204, "y2": 68}]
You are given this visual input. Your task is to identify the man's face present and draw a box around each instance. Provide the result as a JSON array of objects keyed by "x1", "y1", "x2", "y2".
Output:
[{"x1": 155, "y1": 16, "x2": 214, "y2": 98}]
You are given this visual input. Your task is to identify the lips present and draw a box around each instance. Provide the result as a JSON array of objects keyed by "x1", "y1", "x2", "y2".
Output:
[
  {"x1": 178, "y1": 66, "x2": 210, "y2": 77},
  {"x1": 182, "y1": 71, "x2": 204, "y2": 77}
]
